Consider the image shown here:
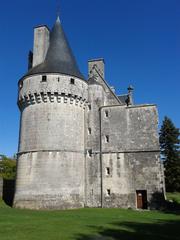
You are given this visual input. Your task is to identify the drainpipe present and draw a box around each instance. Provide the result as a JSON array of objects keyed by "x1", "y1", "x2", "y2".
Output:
[{"x1": 99, "y1": 107, "x2": 103, "y2": 208}]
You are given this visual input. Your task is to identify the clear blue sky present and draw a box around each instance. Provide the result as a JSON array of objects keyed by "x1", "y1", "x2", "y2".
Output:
[{"x1": 0, "y1": 0, "x2": 179, "y2": 157}]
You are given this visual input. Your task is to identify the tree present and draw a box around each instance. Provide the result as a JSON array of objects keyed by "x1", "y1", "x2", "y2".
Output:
[
  {"x1": 0, "y1": 155, "x2": 16, "y2": 180},
  {"x1": 159, "y1": 116, "x2": 180, "y2": 192}
]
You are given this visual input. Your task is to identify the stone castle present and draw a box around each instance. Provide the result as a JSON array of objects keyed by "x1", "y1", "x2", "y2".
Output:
[{"x1": 13, "y1": 17, "x2": 165, "y2": 209}]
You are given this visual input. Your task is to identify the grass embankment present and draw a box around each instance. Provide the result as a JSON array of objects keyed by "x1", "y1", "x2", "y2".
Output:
[{"x1": 0, "y1": 198, "x2": 180, "y2": 240}]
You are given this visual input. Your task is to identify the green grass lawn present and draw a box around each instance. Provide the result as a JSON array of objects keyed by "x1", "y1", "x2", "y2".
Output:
[
  {"x1": 167, "y1": 192, "x2": 180, "y2": 204},
  {"x1": 0, "y1": 199, "x2": 180, "y2": 240}
]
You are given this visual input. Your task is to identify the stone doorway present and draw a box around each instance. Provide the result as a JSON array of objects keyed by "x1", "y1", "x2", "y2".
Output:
[{"x1": 136, "y1": 190, "x2": 147, "y2": 209}]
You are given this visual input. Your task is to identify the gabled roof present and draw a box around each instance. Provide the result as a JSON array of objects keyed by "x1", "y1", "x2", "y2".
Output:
[
  {"x1": 118, "y1": 94, "x2": 129, "y2": 105},
  {"x1": 25, "y1": 17, "x2": 85, "y2": 80}
]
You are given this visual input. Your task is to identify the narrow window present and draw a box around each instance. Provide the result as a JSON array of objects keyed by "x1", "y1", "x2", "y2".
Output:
[
  {"x1": 105, "y1": 110, "x2": 109, "y2": 117},
  {"x1": 70, "y1": 78, "x2": 75, "y2": 84},
  {"x1": 57, "y1": 77, "x2": 60, "y2": 82},
  {"x1": 106, "y1": 167, "x2": 110, "y2": 175},
  {"x1": 88, "y1": 128, "x2": 92, "y2": 135},
  {"x1": 105, "y1": 135, "x2": 109, "y2": 143},
  {"x1": 42, "y1": 75, "x2": 47, "y2": 82},
  {"x1": 88, "y1": 104, "x2": 91, "y2": 110},
  {"x1": 87, "y1": 149, "x2": 92, "y2": 157},
  {"x1": 107, "y1": 189, "x2": 111, "y2": 196}
]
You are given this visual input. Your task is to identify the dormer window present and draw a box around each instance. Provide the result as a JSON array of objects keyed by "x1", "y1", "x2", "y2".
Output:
[
  {"x1": 70, "y1": 78, "x2": 75, "y2": 84},
  {"x1": 42, "y1": 75, "x2": 47, "y2": 82}
]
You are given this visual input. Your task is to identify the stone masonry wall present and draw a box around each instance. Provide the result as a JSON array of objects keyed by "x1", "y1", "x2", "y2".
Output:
[
  {"x1": 127, "y1": 152, "x2": 164, "y2": 206},
  {"x1": 99, "y1": 104, "x2": 164, "y2": 208},
  {"x1": 14, "y1": 151, "x2": 85, "y2": 209},
  {"x1": 101, "y1": 104, "x2": 159, "y2": 153}
]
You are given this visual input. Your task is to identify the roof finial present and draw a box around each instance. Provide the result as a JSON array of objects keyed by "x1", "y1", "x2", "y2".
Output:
[
  {"x1": 127, "y1": 84, "x2": 134, "y2": 93},
  {"x1": 56, "y1": 0, "x2": 61, "y2": 23},
  {"x1": 126, "y1": 84, "x2": 134, "y2": 106}
]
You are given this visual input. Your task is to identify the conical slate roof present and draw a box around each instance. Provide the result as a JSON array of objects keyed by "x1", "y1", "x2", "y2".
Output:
[{"x1": 26, "y1": 17, "x2": 85, "y2": 79}]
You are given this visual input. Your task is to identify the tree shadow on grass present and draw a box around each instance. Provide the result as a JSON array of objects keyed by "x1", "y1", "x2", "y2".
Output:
[
  {"x1": 76, "y1": 219, "x2": 180, "y2": 240},
  {"x1": 150, "y1": 192, "x2": 180, "y2": 215},
  {"x1": 163, "y1": 201, "x2": 180, "y2": 215}
]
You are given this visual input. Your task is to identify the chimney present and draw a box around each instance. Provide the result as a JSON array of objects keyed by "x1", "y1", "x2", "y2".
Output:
[
  {"x1": 88, "y1": 58, "x2": 105, "y2": 79},
  {"x1": 32, "y1": 25, "x2": 50, "y2": 67}
]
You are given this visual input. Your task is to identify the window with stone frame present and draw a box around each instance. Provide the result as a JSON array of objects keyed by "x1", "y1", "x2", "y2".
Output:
[
  {"x1": 107, "y1": 189, "x2": 111, "y2": 196},
  {"x1": 105, "y1": 110, "x2": 109, "y2": 118},
  {"x1": 106, "y1": 167, "x2": 110, "y2": 175},
  {"x1": 42, "y1": 75, "x2": 47, "y2": 82},
  {"x1": 105, "y1": 135, "x2": 109, "y2": 143},
  {"x1": 70, "y1": 78, "x2": 75, "y2": 84},
  {"x1": 88, "y1": 128, "x2": 92, "y2": 135}
]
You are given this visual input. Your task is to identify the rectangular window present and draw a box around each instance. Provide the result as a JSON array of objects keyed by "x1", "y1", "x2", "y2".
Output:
[
  {"x1": 107, "y1": 189, "x2": 111, "y2": 196},
  {"x1": 87, "y1": 149, "x2": 92, "y2": 157},
  {"x1": 70, "y1": 78, "x2": 75, "y2": 84},
  {"x1": 88, "y1": 104, "x2": 91, "y2": 110},
  {"x1": 106, "y1": 167, "x2": 110, "y2": 175},
  {"x1": 42, "y1": 75, "x2": 47, "y2": 82},
  {"x1": 105, "y1": 135, "x2": 109, "y2": 143},
  {"x1": 88, "y1": 128, "x2": 92, "y2": 135},
  {"x1": 105, "y1": 110, "x2": 109, "y2": 117}
]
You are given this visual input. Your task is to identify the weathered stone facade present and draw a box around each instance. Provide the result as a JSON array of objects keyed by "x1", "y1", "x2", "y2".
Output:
[{"x1": 13, "y1": 17, "x2": 165, "y2": 210}]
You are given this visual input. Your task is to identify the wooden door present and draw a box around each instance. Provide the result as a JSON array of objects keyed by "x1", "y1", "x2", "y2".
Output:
[
  {"x1": 136, "y1": 190, "x2": 147, "y2": 209},
  {"x1": 137, "y1": 192, "x2": 143, "y2": 209}
]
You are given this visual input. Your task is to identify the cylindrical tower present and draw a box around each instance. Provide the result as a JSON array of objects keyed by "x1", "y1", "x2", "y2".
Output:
[{"x1": 14, "y1": 17, "x2": 88, "y2": 209}]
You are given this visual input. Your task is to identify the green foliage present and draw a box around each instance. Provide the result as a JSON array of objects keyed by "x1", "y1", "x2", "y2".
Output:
[
  {"x1": 159, "y1": 116, "x2": 180, "y2": 192},
  {"x1": 0, "y1": 155, "x2": 16, "y2": 180}
]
